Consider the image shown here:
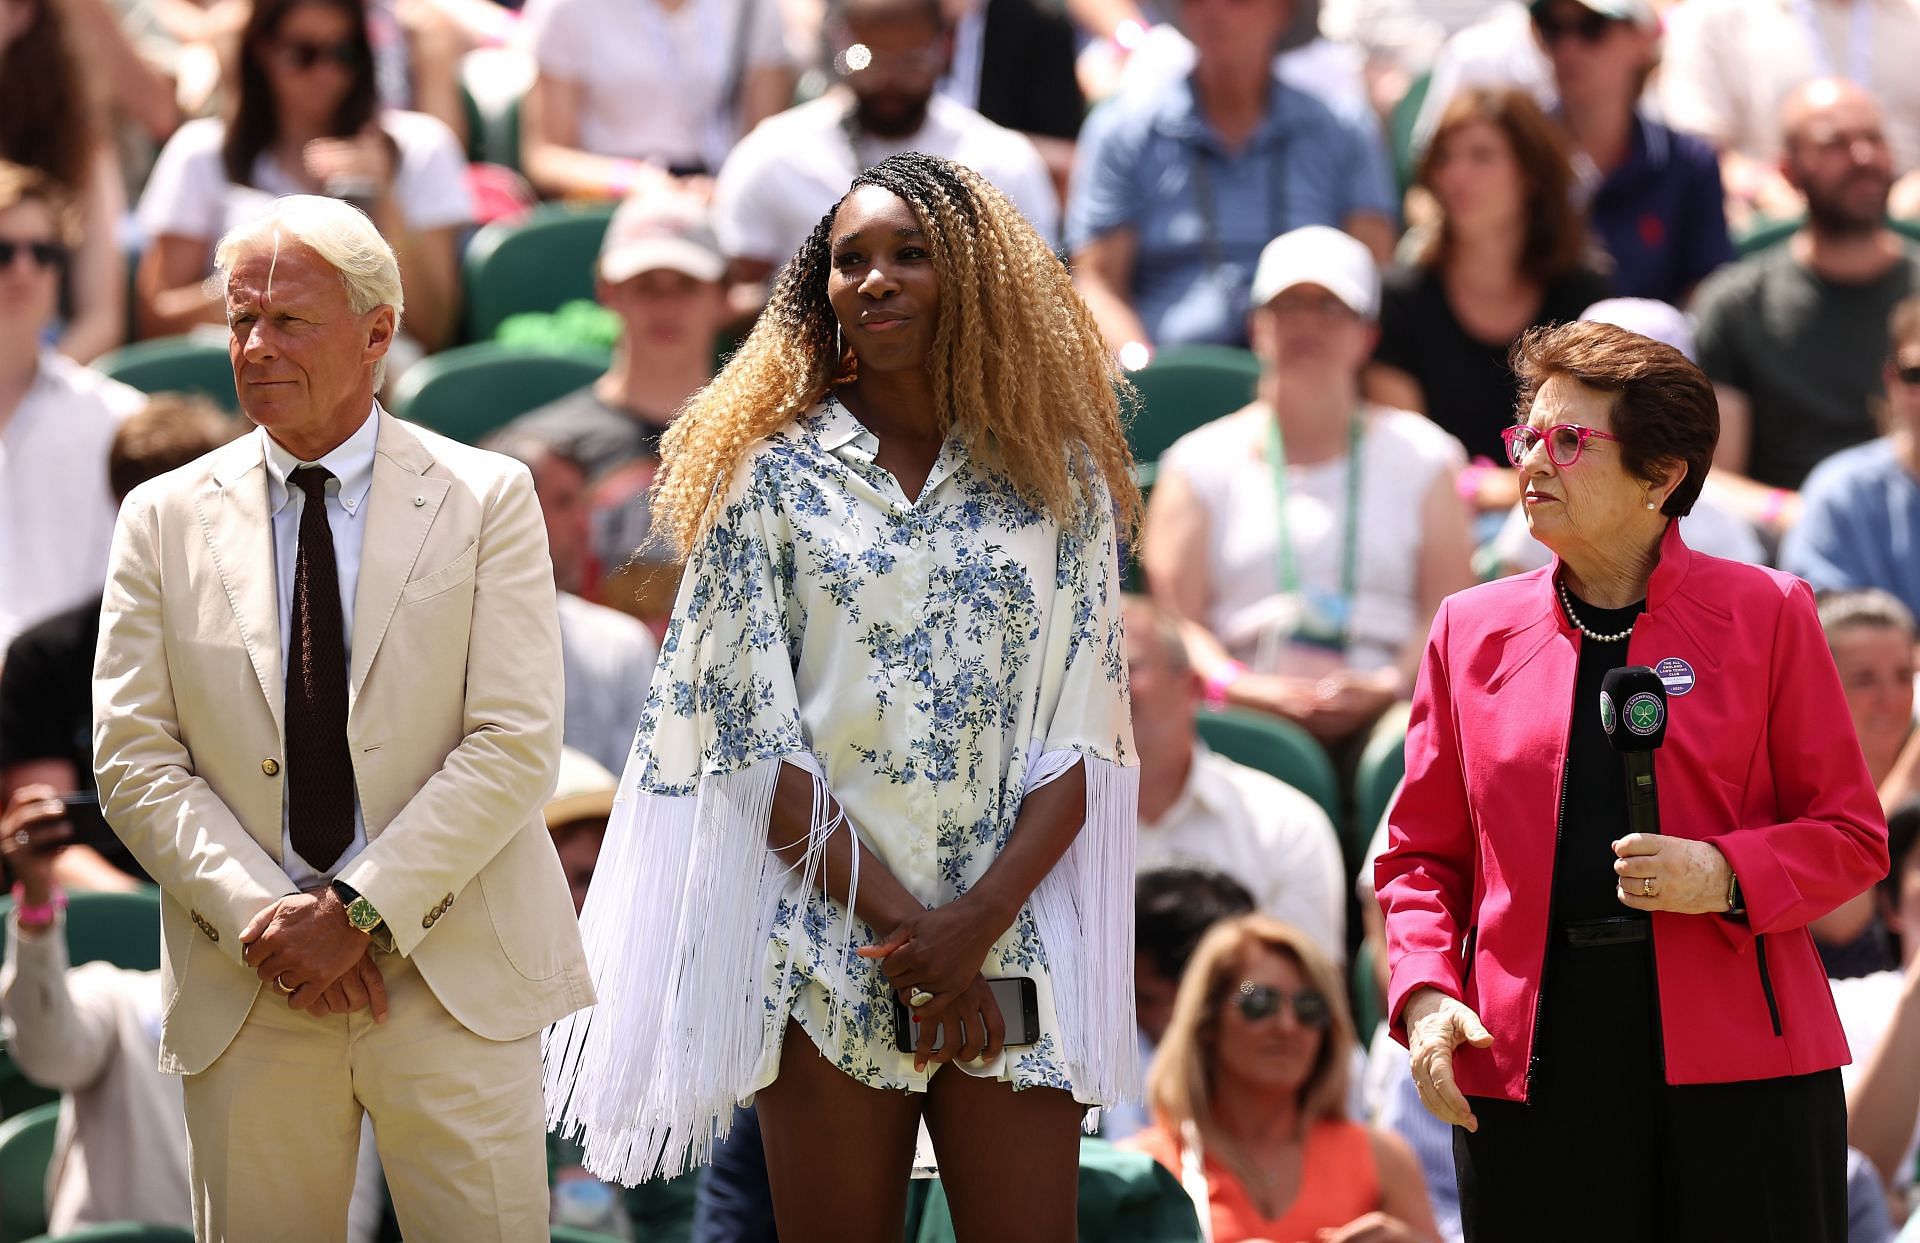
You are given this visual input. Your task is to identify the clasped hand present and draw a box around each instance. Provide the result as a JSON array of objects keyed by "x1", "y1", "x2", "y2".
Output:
[
  {"x1": 240, "y1": 890, "x2": 388, "y2": 1022},
  {"x1": 1611, "y1": 833, "x2": 1733, "y2": 915},
  {"x1": 858, "y1": 899, "x2": 1006, "y2": 1071}
]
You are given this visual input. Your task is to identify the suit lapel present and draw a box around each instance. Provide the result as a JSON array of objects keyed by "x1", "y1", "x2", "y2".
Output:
[
  {"x1": 194, "y1": 434, "x2": 284, "y2": 732},
  {"x1": 350, "y1": 410, "x2": 449, "y2": 700}
]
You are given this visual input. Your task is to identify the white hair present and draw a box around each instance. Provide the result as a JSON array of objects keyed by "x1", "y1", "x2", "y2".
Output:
[{"x1": 213, "y1": 195, "x2": 405, "y2": 385}]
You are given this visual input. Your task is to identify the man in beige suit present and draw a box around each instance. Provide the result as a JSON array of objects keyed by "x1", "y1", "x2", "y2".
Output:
[{"x1": 93, "y1": 195, "x2": 594, "y2": 1242}]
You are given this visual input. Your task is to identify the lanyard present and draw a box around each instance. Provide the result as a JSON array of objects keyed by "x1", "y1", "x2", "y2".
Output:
[
  {"x1": 1795, "y1": 0, "x2": 1874, "y2": 86},
  {"x1": 1189, "y1": 124, "x2": 1289, "y2": 279},
  {"x1": 1265, "y1": 410, "x2": 1362, "y2": 632}
]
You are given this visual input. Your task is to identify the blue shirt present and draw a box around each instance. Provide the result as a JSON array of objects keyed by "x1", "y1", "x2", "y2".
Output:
[
  {"x1": 1066, "y1": 74, "x2": 1398, "y2": 349},
  {"x1": 1779, "y1": 437, "x2": 1920, "y2": 619},
  {"x1": 1586, "y1": 114, "x2": 1734, "y2": 305}
]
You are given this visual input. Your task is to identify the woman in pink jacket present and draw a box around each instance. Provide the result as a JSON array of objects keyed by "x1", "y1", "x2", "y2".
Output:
[{"x1": 1375, "y1": 320, "x2": 1888, "y2": 1242}]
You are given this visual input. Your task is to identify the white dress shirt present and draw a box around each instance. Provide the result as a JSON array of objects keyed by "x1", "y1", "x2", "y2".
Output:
[{"x1": 261, "y1": 407, "x2": 378, "y2": 889}]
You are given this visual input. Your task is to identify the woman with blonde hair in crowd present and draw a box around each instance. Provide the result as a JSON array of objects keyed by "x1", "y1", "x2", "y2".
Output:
[
  {"x1": 546, "y1": 152, "x2": 1142, "y2": 1243},
  {"x1": 1130, "y1": 915, "x2": 1439, "y2": 1243}
]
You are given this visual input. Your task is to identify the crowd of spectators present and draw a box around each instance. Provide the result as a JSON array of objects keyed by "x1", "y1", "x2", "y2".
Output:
[{"x1": 12, "y1": 0, "x2": 1920, "y2": 1238}]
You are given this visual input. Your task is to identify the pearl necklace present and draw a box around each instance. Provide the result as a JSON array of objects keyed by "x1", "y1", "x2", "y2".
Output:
[{"x1": 1557, "y1": 578, "x2": 1637, "y2": 643}]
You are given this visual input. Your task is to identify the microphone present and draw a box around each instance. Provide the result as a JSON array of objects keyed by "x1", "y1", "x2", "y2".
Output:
[{"x1": 1601, "y1": 666, "x2": 1668, "y2": 838}]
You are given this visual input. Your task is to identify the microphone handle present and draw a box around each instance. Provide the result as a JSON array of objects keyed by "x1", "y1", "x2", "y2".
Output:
[{"x1": 1622, "y1": 751, "x2": 1660, "y2": 838}]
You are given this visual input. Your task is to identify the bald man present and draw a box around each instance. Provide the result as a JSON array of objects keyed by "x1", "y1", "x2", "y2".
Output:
[{"x1": 1691, "y1": 79, "x2": 1920, "y2": 501}]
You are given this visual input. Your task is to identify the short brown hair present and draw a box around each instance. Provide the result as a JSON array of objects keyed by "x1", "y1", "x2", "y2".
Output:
[
  {"x1": 1890, "y1": 296, "x2": 1920, "y2": 357},
  {"x1": 1511, "y1": 321, "x2": 1719, "y2": 517},
  {"x1": 1415, "y1": 87, "x2": 1591, "y2": 282},
  {"x1": 0, "y1": 161, "x2": 78, "y2": 248},
  {"x1": 108, "y1": 395, "x2": 239, "y2": 502}
]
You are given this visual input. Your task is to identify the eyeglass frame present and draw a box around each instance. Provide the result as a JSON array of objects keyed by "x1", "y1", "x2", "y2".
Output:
[
  {"x1": 1501, "y1": 422, "x2": 1623, "y2": 468},
  {"x1": 271, "y1": 37, "x2": 360, "y2": 71},
  {"x1": 0, "y1": 237, "x2": 69, "y2": 273},
  {"x1": 1230, "y1": 980, "x2": 1333, "y2": 1029}
]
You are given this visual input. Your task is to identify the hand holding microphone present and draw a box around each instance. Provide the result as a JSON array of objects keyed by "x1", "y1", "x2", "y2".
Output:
[{"x1": 1601, "y1": 665, "x2": 1735, "y2": 915}]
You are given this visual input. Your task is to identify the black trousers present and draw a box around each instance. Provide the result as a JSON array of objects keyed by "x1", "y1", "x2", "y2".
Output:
[{"x1": 1454, "y1": 937, "x2": 1848, "y2": 1243}]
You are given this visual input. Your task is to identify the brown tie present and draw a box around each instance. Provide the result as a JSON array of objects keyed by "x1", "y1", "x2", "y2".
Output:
[{"x1": 286, "y1": 465, "x2": 354, "y2": 871}]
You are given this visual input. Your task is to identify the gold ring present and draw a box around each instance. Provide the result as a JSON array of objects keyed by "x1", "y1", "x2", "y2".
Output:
[
  {"x1": 273, "y1": 973, "x2": 295, "y2": 995},
  {"x1": 908, "y1": 990, "x2": 934, "y2": 1008},
  {"x1": 1641, "y1": 877, "x2": 1654, "y2": 897}
]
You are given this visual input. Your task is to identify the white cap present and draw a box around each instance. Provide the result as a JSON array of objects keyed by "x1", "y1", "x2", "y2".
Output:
[
  {"x1": 1249, "y1": 226, "x2": 1380, "y2": 319},
  {"x1": 599, "y1": 191, "x2": 726, "y2": 285},
  {"x1": 1531, "y1": 0, "x2": 1657, "y2": 26},
  {"x1": 1580, "y1": 297, "x2": 1696, "y2": 363}
]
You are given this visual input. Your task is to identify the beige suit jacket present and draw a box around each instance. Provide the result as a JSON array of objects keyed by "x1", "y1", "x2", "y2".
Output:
[{"x1": 93, "y1": 408, "x2": 594, "y2": 1076}]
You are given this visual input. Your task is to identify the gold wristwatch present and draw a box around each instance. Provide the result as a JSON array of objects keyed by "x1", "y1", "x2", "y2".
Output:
[{"x1": 332, "y1": 880, "x2": 385, "y2": 936}]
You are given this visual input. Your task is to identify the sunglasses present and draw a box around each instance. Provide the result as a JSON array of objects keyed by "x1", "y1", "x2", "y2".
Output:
[
  {"x1": 1501, "y1": 422, "x2": 1622, "y2": 468},
  {"x1": 1232, "y1": 981, "x2": 1332, "y2": 1028},
  {"x1": 1894, "y1": 364, "x2": 1920, "y2": 387},
  {"x1": 1533, "y1": 8, "x2": 1619, "y2": 46},
  {"x1": 0, "y1": 238, "x2": 68, "y2": 272},
  {"x1": 274, "y1": 38, "x2": 358, "y2": 70}
]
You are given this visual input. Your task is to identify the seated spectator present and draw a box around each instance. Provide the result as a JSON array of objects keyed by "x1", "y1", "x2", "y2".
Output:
[
  {"x1": 0, "y1": 163, "x2": 146, "y2": 657},
  {"x1": 0, "y1": 0, "x2": 132, "y2": 361},
  {"x1": 1531, "y1": 0, "x2": 1732, "y2": 304},
  {"x1": 1487, "y1": 298, "x2": 1765, "y2": 575},
  {"x1": 934, "y1": 0, "x2": 1084, "y2": 186},
  {"x1": 711, "y1": 0, "x2": 1058, "y2": 285},
  {"x1": 1692, "y1": 79, "x2": 1920, "y2": 525},
  {"x1": 1364, "y1": 86, "x2": 1610, "y2": 515},
  {"x1": 1066, "y1": 0, "x2": 1396, "y2": 356},
  {"x1": 518, "y1": 0, "x2": 796, "y2": 199},
  {"x1": 1837, "y1": 803, "x2": 1920, "y2": 1197},
  {"x1": 1099, "y1": 865, "x2": 1257, "y2": 1142},
  {"x1": 502, "y1": 189, "x2": 727, "y2": 621},
  {"x1": 1125, "y1": 594, "x2": 1345, "y2": 965},
  {"x1": 1406, "y1": 2, "x2": 1553, "y2": 158},
  {"x1": 1658, "y1": 0, "x2": 1920, "y2": 227},
  {"x1": 482, "y1": 429, "x2": 658, "y2": 775},
  {"x1": 1318, "y1": 0, "x2": 1511, "y2": 112},
  {"x1": 1143, "y1": 227, "x2": 1473, "y2": 747},
  {"x1": 1128, "y1": 915, "x2": 1440, "y2": 1243},
  {"x1": 0, "y1": 395, "x2": 237, "y2": 889},
  {"x1": 0, "y1": 785, "x2": 384, "y2": 1238},
  {"x1": 1784, "y1": 295, "x2": 1920, "y2": 619},
  {"x1": 135, "y1": 0, "x2": 472, "y2": 350}
]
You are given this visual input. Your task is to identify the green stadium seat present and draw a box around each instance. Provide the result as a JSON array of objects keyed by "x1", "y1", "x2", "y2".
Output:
[
  {"x1": 1390, "y1": 71, "x2": 1433, "y2": 191},
  {"x1": 1738, "y1": 215, "x2": 1920, "y2": 256},
  {"x1": 1125, "y1": 345, "x2": 1260, "y2": 467},
  {"x1": 1194, "y1": 708, "x2": 1340, "y2": 824},
  {"x1": 94, "y1": 337, "x2": 237, "y2": 412},
  {"x1": 1353, "y1": 712, "x2": 1409, "y2": 872},
  {"x1": 20, "y1": 1227, "x2": 192, "y2": 1243},
  {"x1": 548, "y1": 1228, "x2": 632, "y2": 1243},
  {"x1": 386, "y1": 342, "x2": 608, "y2": 445},
  {"x1": 0, "y1": 1102, "x2": 57, "y2": 1243},
  {"x1": 910, "y1": 1138, "x2": 1202, "y2": 1243},
  {"x1": 462, "y1": 204, "x2": 616, "y2": 343}
]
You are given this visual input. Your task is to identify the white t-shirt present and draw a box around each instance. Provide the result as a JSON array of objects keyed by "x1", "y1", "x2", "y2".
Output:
[
  {"x1": 711, "y1": 91, "x2": 1061, "y2": 265},
  {"x1": 135, "y1": 111, "x2": 474, "y2": 251},
  {"x1": 1138, "y1": 744, "x2": 1347, "y2": 966},
  {"x1": 1831, "y1": 968, "x2": 1920, "y2": 1186},
  {"x1": 1158, "y1": 404, "x2": 1466, "y2": 675},
  {"x1": 520, "y1": 0, "x2": 792, "y2": 173},
  {"x1": 0, "y1": 354, "x2": 144, "y2": 653}
]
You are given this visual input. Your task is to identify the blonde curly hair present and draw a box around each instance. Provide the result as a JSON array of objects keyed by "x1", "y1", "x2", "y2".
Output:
[{"x1": 651, "y1": 152, "x2": 1139, "y2": 557}]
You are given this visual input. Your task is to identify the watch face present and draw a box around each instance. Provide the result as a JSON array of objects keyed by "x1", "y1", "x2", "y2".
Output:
[{"x1": 348, "y1": 897, "x2": 381, "y2": 931}]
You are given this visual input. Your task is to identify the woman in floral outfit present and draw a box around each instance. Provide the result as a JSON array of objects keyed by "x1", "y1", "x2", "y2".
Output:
[{"x1": 545, "y1": 153, "x2": 1143, "y2": 1242}]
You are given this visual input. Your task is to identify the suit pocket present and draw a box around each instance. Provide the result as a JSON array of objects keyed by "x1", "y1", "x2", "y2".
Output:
[{"x1": 401, "y1": 541, "x2": 479, "y2": 603}]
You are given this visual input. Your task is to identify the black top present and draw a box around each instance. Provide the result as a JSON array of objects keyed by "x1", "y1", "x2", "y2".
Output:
[
  {"x1": 502, "y1": 386, "x2": 668, "y2": 482},
  {"x1": 977, "y1": 0, "x2": 1085, "y2": 140},
  {"x1": 1372, "y1": 263, "x2": 1613, "y2": 464},
  {"x1": 1551, "y1": 588, "x2": 1647, "y2": 927},
  {"x1": 0, "y1": 596, "x2": 149, "y2": 882}
]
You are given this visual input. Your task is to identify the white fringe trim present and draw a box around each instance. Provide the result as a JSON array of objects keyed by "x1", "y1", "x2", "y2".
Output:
[
  {"x1": 542, "y1": 751, "x2": 852, "y2": 1184},
  {"x1": 1024, "y1": 745, "x2": 1143, "y2": 1120}
]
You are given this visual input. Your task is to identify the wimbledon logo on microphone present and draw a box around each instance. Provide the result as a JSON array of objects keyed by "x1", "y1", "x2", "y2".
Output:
[
  {"x1": 1599, "y1": 691, "x2": 1616, "y2": 734},
  {"x1": 1625, "y1": 692, "x2": 1664, "y2": 737}
]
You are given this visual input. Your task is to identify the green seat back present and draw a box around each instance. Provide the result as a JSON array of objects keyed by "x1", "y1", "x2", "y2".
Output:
[
  {"x1": 0, "y1": 1103, "x2": 57, "y2": 1243},
  {"x1": 94, "y1": 337, "x2": 237, "y2": 412},
  {"x1": 20, "y1": 1226, "x2": 193, "y2": 1243},
  {"x1": 1352, "y1": 715, "x2": 1409, "y2": 872},
  {"x1": 910, "y1": 1138, "x2": 1202, "y2": 1243},
  {"x1": 462, "y1": 204, "x2": 615, "y2": 342},
  {"x1": 549, "y1": 1227, "x2": 632, "y2": 1243},
  {"x1": 1194, "y1": 708, "x2": 1341, "y2": 824},
  {"x1": 1390, "y1": 71, "x2": 1433, "y2": 191},
  {"x1": 1739, "y1": 215, "x2": 1920, "y2": 256},
  {"x1": 386, "y1": 342, "x2": 608, "y2": 445},
  {"x1": 1125, "y1": 346, "x2": 1260, "y2": 466}
]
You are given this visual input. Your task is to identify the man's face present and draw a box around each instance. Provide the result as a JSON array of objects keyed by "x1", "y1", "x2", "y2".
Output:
[
  {"x1": 226, "y1": 239, "x2": 392, "y2": 452},
  {"x1": 1786, "y1": 90, "x2": 1894, "y2": 235},
  {"x1": 1532, "y1": 1, "x2": 1652, "y2": 105},
  {"x1": 1134, "y1": 953, "x2": 1181, "y2": 1044},
  {"x1": 1177, "y1": 0, "x2": 1291, "y2": 73},
  {"x1": 1123, "y1": 614, "x2": 1200, "y2": 777},
  {"x1": 0, "y1": 199, "x2": 64, "y2": 347},
  {"x1": 554, "y1": 820, "x2": 607, "y2": 916},
  {"x1": 601, "y1": 268, "x2": 729, "y2": 357},
  {"x1": 839, "y1": 4, "x2": 949, "y2": 139},
  {"x1": 528, "y1": 451, "x2": 592, "y2": 597}
]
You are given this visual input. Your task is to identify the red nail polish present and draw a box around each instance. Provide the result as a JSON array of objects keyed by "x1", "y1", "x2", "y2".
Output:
[{"x1": 911, "y1": 1014, "x2": 921, "y2": 1023}]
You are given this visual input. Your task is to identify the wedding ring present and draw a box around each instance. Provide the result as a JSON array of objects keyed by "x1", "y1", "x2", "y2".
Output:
[
  {"x1": 12, "y1": 831, "x2": 28, "y2": 848},
  {"x1": 1641, "y1": 877, "x2": 1654, "y2": 897},
  {"x1": 908, "y1": 990, "x2": 934, "y2": 1008},
  {"x1": 273, "y1": 973, "x2": 295, "y2": 995}
]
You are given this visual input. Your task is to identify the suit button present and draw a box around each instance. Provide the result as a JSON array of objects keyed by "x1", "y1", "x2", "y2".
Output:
[
  {"x1": 422, "y1": 912, "x2": 435, "y2": 929},
  {"x1": 261, "y1": 759, "x2": 280, "y2": 776}
]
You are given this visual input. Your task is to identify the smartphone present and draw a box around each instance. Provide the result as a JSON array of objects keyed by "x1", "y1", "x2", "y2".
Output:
[
  {"x1": 48, "y1": 791, "x2": 104, "y2": 854},
  {"x1": 893, "y1": 976, "x2": 1039, "y2": 1054}
]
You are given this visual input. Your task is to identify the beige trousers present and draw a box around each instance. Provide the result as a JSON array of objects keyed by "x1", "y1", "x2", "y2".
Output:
[{"x1": 181, "y1": 948, "x2": 549, "y2": 1243}]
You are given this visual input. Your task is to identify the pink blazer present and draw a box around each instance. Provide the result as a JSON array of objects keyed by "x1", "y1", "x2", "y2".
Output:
[{"x1": 1376, "y1": 522, "x2": 1888, "y2": 1101}]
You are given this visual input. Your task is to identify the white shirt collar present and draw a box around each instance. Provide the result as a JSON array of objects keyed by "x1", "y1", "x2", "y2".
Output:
[
  {"x1": 262, "y1": 404, "x2": 380, "y2": 518},
  {"x1": 1143, "y1": 740, "x2": 1229, "y2": 831}
]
